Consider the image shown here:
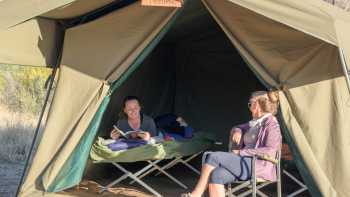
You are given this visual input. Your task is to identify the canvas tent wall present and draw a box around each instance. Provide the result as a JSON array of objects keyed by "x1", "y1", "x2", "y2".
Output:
[
  {"x1": 0, "y1": 0, "x2": 349, "y2": 197},
  {"x1": 93, "y1": 4, "x2": 265, "y2": 147}
]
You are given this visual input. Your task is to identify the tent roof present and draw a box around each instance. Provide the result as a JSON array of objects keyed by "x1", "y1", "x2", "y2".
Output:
[
  {"x1": 162, "y1": 0, "x2": 218, "y2": 43},
  {"x1": 0, "y1": 0, "x2": 76, "y2": 29},
  {"x1": 41, "y1": 0, "x2": 115, "y2": 19},
  {"x1": 1, "y1": 0, "x2": 350, "y2": 45},
  {"x1": 227, "y1": 0, "x2": 350, "y2": 46}
]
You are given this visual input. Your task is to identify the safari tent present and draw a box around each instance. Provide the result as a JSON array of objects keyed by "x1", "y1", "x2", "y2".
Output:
[{"x1": 1, "y1": 0, "x2": 350, "y2": 196}]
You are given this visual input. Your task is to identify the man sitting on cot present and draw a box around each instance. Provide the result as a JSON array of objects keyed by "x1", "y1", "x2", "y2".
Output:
[{"x1": 110, "y1": 96, "x2": 157, "y2": 141}]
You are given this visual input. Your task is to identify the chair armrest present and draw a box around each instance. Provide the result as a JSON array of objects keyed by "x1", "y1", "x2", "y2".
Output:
[{"x1": 257, "y1": 155, "x2": 278, "y2": 164}]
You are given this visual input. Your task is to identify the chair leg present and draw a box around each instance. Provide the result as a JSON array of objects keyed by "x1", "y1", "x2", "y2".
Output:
[
  {"x1": 277, "y1": 161, "x2": 282, "y2": 197},
  {"x1": 226, "y1": 183, "x2": 232, "y2": 197},
  {"x1": 256, "y1": 190, "x2": 268, "y2": 197},
  {"x1": 252, "y1": 156, "x2": 257, "y2": 197},
  {"x1": 283, "y1": 169, "x2": 308, "y2": 197},
  {"x1": 252, "y1": 180, "x2": 256, "y2": 197},
  {"x1": 277, "y1": 174, "x2": 282, "y2": 197}
]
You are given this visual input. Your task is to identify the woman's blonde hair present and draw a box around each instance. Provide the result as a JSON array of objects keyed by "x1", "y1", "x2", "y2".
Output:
[{"x1": 251, "y1": 90, "x2": 280, "y2": 115}]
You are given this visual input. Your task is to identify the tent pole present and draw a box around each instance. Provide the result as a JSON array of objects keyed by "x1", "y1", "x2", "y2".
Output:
[
  {"x1": 338, "y1": 48, "x2": 350, "y2": 94},
  {"x1": 15, "y1": 23, "x2": 65, "y2": 197}
]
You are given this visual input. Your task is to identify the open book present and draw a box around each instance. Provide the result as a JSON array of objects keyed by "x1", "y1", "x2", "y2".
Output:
[{"x1": 113, "y1": 125, "x2": 147, "y2": 139}]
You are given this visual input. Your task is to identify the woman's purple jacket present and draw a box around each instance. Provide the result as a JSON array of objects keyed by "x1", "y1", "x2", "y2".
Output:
[{"x1": 235, "y1": 115, "x2": 282, "y2": 181}]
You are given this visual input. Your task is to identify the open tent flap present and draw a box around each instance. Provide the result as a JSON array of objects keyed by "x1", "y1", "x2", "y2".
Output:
[
  {"x1": 19, "y1": 65, "x2": 109, "y2": 196},
  {"x1": 225, "y1": 0, "x2": 350, "y2": 82},
  {"x1": 19, "y1": 1, "x2": 180, "y2": 196},
  {"x1": 0, "y1": 18, "x2": 62, "y2": 67},
  {"x1": 203, "y1": 0, "x2": 350, "y2": 196}
]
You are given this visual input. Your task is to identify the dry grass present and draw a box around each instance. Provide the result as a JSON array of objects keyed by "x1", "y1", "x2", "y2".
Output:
[{"x1": 0, "y1": 105, "x2": 36, "y2": 163}]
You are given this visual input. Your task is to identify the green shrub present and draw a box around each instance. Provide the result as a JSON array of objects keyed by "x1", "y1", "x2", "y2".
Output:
[{"x1": 0, "y1": 64, "x2": 51, "y2": 115}]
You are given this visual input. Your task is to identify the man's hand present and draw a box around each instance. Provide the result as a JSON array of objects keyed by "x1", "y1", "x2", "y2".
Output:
[
  {"x1": 230, "y1": 127, "x2": 242, "y2": 144},
  {"x1": 110, "y1": 129, "x2": 120, "y2": 140}
]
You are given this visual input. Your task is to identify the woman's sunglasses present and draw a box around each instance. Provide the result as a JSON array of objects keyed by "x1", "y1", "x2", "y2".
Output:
[{"x1": 248, "y1": 100, "x2": 256, "y2": 108}]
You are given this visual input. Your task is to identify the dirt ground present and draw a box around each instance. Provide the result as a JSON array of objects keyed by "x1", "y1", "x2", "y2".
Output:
[
  {"x1": 0, "y1": 159, "x2": 312, "y2": 197},
  {"x1": 61, "y1": 163, "x2": 311, "y2": 197},
  {"x1": 0, "y1": 161, "x2": 24, "y2": 197}
]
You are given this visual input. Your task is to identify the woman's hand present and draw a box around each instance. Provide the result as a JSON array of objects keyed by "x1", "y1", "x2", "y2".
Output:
[
  {"x1": 130, "y1": 132, "x2": 138, "y2": 139},
  {"x1": 138, "y1": 131, "x2": 151, "y2": 141},
  {"x1": 110, "y1": 129, "x2": 121, "y2": 140},
  {"x1": 231, "y1": 127, "x2": 242, "y2": 144},
  {"x1": 130, "y1": 131, "x2": 151, "y2": 141},
  {"x1": 232, "y1": 149, "x2": 240, "y2": 155}
]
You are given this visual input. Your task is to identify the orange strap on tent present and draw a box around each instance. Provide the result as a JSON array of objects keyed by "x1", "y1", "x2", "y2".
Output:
[
  {"x1": 141, "y1": 0, "x2": 183, "y2": 7},
  {"x1": 282, "y1": 143, "x2": 293, "y2": 161}
]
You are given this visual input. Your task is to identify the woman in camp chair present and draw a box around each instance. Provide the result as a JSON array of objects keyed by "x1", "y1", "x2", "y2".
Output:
[
  {"x1": 181, "y1": 90, "x2": 281, "y2": 197},
  {"x1": 110, "y1": 96, "x2": 157, "y2": 141}
]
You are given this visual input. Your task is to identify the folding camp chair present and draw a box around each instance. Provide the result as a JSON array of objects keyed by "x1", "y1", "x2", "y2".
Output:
[
  {"x1": 225, "y1": 133, "x2": 282, "y2": 197},
  {"x1": 283, "y1": 169, "x2": 308, "y2": 197},
  {"x1": 281, "y1": 143, "x2": 308, "y2": 197},
  {"x1": 225, "y1": 151, "x2": 282, "y2": 197}
]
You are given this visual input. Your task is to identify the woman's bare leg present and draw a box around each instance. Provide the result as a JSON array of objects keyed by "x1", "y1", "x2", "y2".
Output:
[
  {"x1": 190, "y1": 164, "x2": 215, "y2": 197},
  {"x1": 208, "y1": 183, "x2": 225, "y2": 197}
]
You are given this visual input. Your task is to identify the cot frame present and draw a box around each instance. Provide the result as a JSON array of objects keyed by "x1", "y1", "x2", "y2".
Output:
[{"x1": 99, "y1": 152, "x2": 203, "y2": 197}]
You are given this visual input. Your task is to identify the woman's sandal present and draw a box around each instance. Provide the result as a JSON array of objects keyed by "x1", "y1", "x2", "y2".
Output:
[{"x1": 180, "y1": 192, "x2": 192, "y2": 197}]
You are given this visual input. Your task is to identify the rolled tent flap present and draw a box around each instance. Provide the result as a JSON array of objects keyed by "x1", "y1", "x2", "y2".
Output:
[
  {"x1": 279, "y1": 78, "x2": 350, "y2": 197},
  {"x1": 19, "y1": 1, "x2": 181, "y2": 196},
  {"x1": 0, "y1": 18, "x2": 61, "y2": 67},
  {"x1": 203, "y1": 0, "x2": 350, "y2": 196},
  {"x1": 226, "y1": 0, "x2": 348, "y2": 46},
  {"x1": 227, "y1": 0, "x2": 350, "y2": 87},
  {"x1": 19, "y1": 65, "x2": 109, "y2": 196},
  {"x1": 60, "y1": 1, "x2": 178, "y2": 83}
]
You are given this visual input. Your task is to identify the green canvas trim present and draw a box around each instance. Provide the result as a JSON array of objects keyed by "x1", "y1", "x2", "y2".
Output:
[
  {"x1": 45, "y1": 5, "x2": 184, "y2": 193},
  {"x1": 278, "y1": 113, "x2": 322, "y2": 197},
  {"x1": 46, "y1": 95, "x2": 110, "y2": 192}
]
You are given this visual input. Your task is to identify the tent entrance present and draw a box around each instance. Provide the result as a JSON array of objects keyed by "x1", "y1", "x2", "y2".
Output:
[
  {"x1": 50, "y1": 0, "x2": 267, "y2": 193},
  {"x1": 99, "y1": 0, "x2": 264, "y2": 148},
  {"x1": 43, "y1": 1, "x2": 311, "y2": 195},
  {"x1": 83, "y1": 0, "x2": 265, "y2": 190}
]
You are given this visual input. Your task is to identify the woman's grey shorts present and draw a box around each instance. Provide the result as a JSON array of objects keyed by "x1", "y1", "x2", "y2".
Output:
[{"x1": 203, "y1": 151, "x2": 252, "y2": 185}]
